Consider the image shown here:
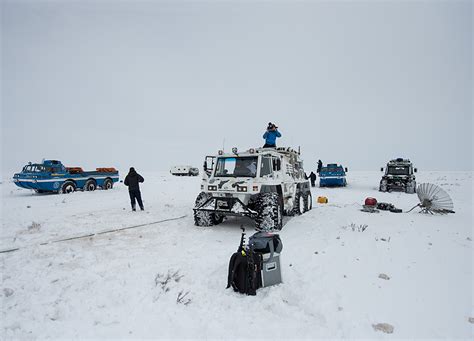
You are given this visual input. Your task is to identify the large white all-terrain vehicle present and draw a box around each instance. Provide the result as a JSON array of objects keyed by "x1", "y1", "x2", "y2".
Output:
[{"x1": 193, "y1": 147, "x2": 312, "y2": 230}]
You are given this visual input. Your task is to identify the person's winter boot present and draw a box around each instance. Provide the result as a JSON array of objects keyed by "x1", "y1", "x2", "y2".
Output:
[
  {"x1": 132, "y1": 205, "x2": 136, "y2": 212},
  {"x1": 140, "y1": 206, "x2": 144, "y2": 211}
]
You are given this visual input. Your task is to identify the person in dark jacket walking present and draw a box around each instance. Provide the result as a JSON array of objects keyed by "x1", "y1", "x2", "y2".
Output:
[
  {"x1": 263, "y1": 122, "x2": 281, "y2": 148},
  {"x1": 317, "y1": 160, "x2": 323, "y2": 173},
  {"x1": 124, "y1": 167, "x2": 145, "y2": 211},
  {"x1": 309, "y1": 171, "x2": 317, "y2": 187}
]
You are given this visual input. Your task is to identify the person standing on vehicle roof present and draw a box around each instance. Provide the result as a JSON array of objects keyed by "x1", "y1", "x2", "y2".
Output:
[
  {"x1": 124, "y1": 167, "x2": 145, "y2": 211},
  {"x1": 317, "y1": 160, "x2": 323, "y2": 173},
  {"x1": 309, "y1": 171, "x2": 317, "y2": 187},
  {"x1": 263, "y1": 122, "x2": 281, "y2": 148}
]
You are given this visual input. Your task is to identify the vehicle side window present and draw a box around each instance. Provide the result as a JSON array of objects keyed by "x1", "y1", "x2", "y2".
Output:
[
  {"x1": 272, "y1": 157, "x2": 281, "y2": 171},
  {"x1": 260, "y1": 156, "x2": 273, "y2": 177}
]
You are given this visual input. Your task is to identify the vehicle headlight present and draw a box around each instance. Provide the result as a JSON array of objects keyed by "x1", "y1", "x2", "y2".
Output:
[
  {"x1": 252, "y1": 185, "x2": 259, "y2": 192},
  {"x1": 208, "y1": 185, "x2": 217, "y2": 191},
  {"x1": 237, "y1": 186, "x2": 247, "y2": 192}
]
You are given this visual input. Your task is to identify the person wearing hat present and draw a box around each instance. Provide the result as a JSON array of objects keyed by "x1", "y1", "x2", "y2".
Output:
[
  {"x1": 317, "y1": 160, "x2": 323, "y2": 173},
  {"x1": 124, "y1": 167, "x2": 145, "y2": 211},
  {"x1": 309, "y1": 171, "x2": 317, "y2": 187},
  {"x1": 262, "y1": 122, "x2": 281, "y2": 148}
]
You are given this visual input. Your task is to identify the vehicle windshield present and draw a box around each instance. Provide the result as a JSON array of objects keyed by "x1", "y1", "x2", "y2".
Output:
[
  {"x1": 22, "y1": 165, "x2": 37, "y2": 173},
  {"x1": 22, "y1": 165, "x2": 53, "y2": 173},
  {"x1": 33, "y1": 165, "x2": 44, "y2": 172},
  {"x1": 215, "y1": 157, "x2": 258, "y2": 177},
  {"x1": 387, "y1": 165, "x2": 410, "y2": 175},
  {"x1": 321, "y1": 166, "x2": 343, "y2": 173}
]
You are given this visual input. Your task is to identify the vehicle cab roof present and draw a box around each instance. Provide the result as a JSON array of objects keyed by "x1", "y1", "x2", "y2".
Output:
[
  {"x1": 42, "y1": 160, "x2": 63, "y2": 166},
  {"x1": 216, "y1": 147, "x2": 300, "y2": 158},
  {"x1": 388, "y1": 158, "x2": 412, "y2": 165}
]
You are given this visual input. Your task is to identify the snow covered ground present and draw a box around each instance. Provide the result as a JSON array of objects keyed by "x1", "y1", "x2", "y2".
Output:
[{"x1": 1, "y1": 171, "x2": 472, "y2": 339}]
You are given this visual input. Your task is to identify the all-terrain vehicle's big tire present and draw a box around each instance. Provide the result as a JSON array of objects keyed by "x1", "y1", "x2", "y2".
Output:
[
  {"x1": 292, "y1": 192, "x2": 306, "y2": 215},
  {"x1": 102, "y1": 178, "x2": 113, "y2": 190},
  {"x1": 84, "y1": 179, "x2": 97, "y2": 191},
  {"x1": 255, "y1": 192, "x2": 282, "y2": 231},
  {"x1": 193, "y1": 192, "x2": 223, "y2": 227},
  {"x1": 406, "y1": 181, "x2": 416, "y2": 194},
  {"x1": 61, "y1": 181, "x2": 76, "y2": 194},
  {"x1": 305, "y1": 192, "x2": 312, "y2": 212},
  {"x1": 379, "y1": 179, "x2": 388, "y2": 192}
]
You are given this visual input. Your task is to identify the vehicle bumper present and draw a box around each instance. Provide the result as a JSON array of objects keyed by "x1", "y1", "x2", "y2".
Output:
[
  {"x1": 384, "y1": 179, "x2": 409, "y2": 191},
  {"x1": 320, "y1": 177, "x2": 346, "y2": 186},
  {"x1": 13, "y1": 178, "x2": 62, "y2": 192},
  {"x1": 193, "y1": 196, "x2": 257, "y2": 218}
]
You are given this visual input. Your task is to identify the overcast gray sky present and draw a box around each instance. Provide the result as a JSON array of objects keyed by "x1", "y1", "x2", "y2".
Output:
[{"x1": 1, "y1": 0, "x2": 472, "y2": 174}]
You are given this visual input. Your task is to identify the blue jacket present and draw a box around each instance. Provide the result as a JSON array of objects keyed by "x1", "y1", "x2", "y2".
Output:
[{"x1": 263, "y1": 130, "x2": 281, "y2": 145}]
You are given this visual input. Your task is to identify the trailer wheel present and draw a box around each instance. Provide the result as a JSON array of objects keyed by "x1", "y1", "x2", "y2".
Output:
[
  {"x1": 103, "y1": 178, "x2": 113, "y2": 190},
  {"x1": 292, "y1": 192, "x2": 305, "y2": 215},
  {"x1": 84, "y1": 179, "x2": 97, "y2": 191},
  {"x1": 194, "y1": 192, "x2": 222, "y2": 227},
  {"x1": 61, "y1": 181, "x2": 76, "y2": 194},
  {"x1": 255, "y1": 192, "x2": 282, "y2": 231}
]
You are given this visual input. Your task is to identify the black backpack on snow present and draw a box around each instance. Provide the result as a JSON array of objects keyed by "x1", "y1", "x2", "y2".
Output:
[
  {"x1": 226, "y1": 250, "x2": 262, "y2": 295},
  {"x1": 226, "y1": 228, "x2": 263, "y2": 295}
]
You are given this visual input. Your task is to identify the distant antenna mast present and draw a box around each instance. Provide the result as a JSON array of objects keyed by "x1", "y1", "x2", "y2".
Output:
[{"x1": 222, "y1": 138, "x2": 225, "y2": 152}]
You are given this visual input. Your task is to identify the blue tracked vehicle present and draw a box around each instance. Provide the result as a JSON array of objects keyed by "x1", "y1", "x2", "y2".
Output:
[
  {"x1": 319, "y1": 164, "x2": 348, "y2": 187},
  {"x1": 13, "y1": 160, "x2": 119, "y2": 194}
]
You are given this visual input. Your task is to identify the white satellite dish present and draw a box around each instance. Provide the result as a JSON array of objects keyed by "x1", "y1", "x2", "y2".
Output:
[{"x1": 408, "y1": 183, "x2": 455, "y2": 214}]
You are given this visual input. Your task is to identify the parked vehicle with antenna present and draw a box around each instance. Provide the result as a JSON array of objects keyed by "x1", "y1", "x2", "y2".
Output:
[
  {"x1": 379, "y1": 158, "x2": 417, "y2": 193},
  {"x1": 13, "y1": 160, "x2": 119, "y2": 194},
  {"x1": 193, "y1": 147, "x2": 312, "y2": 230}
]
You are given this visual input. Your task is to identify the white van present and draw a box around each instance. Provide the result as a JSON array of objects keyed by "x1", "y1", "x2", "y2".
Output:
[{"x1": 170, "y1": 166, "x2": 199, "y2": 176}]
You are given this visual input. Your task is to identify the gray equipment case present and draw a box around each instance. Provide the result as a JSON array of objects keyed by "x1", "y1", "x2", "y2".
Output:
[
  {"x1": 249, "y1": 232, "x2": 283, "y2": 288},
  {"x1": 261, "y1": 251, "x2": 282, "y2": 287}
]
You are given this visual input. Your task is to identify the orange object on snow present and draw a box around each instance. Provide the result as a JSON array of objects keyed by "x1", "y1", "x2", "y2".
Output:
[
  {"x1": 317, "y1": 196, "x2": 328, "y2": 204},
  {"x1": 66, "y1": 167, "x2": 84, "y2": 174},
  {"x1": 96, "y1": 168, "x2": 117, "y2": 173}
]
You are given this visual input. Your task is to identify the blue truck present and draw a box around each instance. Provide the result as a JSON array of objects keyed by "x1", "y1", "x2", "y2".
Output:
[
  {"x1": 319, "y1": 163, "x2": 348, "y2": 187},
  {"x1": 13, "y1": 160, "x2": 119, "y2": 194}
]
